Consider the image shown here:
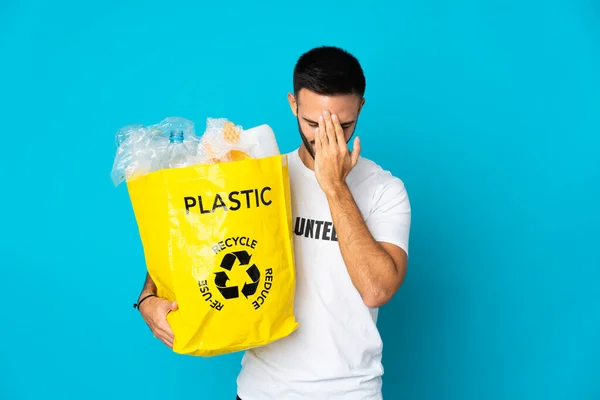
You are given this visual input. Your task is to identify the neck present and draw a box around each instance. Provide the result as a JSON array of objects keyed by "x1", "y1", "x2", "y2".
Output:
[{"x1": 298, "y1": 144, "x2": 315, "y2": 171}]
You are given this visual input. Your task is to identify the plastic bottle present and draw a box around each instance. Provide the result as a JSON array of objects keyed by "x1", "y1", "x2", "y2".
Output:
[{"x1": 159, "y1": 130, "x2": 192, "y2": 169}]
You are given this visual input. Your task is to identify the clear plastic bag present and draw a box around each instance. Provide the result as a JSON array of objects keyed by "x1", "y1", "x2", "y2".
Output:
[
  {"x1": 110, "y1": 116, "x2": 280, "y2": 186},
  {"x1": 110, "y1": 117, "x2": 200, "y2": 186}
]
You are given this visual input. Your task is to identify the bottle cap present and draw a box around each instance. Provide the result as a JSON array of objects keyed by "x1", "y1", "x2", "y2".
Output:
[{"x1": 169, "y1": 130, "x2": 184, "y2": 143}]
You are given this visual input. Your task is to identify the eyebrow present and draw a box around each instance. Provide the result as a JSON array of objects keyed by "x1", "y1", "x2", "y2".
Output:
[{"x1": 302, "y1": 117, "x2": 356, "y2": 127}]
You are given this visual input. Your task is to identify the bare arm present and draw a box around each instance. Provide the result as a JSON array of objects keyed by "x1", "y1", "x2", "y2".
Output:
[
  {"x1": 314, "y1": 110, "x2": 409, "y2": 308},
  {"x1": 138, "y1": 272, "x2": 158, "y2": 299},
  {"x1": 326, "y1": 184, "x2": 407, "y2": 307}
]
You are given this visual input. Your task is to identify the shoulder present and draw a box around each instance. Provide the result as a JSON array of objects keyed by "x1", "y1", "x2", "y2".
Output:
[
  {"x1": 347, "y1": 156, "x2": 410, "y2": 217},
  {"x1": 354, "y1": 157, "x2": 412, "y2": 252},
  {"x1": 284, "y1": 149, "x2": 298, "y2": 158},
  {"x1": 351, "y1": 156, "x2": 408, "y2": 198},
  {"x1": 284, "y1": 148, "x2": 301, "y2": 167}
]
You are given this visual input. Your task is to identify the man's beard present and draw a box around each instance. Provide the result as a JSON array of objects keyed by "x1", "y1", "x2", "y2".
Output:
[
  {"x1": 297, "y1": 117, "x2": 316, "y2": 159},
  {"x1": 296, "y1": 116, "x2": 357, "y2": 160}
]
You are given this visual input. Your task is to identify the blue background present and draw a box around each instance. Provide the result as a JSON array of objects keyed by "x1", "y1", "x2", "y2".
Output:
[{"x1": 1, "y1": 0, "x2": 599, "y2": 399}]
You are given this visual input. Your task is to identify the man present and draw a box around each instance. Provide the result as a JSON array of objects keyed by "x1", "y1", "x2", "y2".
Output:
[{"x1": 136, "y1": 45, "x2": 411, "y2": 399}]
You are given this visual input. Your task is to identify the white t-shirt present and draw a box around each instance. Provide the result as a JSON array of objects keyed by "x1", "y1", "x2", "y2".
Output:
[{"x1": 236, "y1": 148, "x2": 411, "y2": 400}]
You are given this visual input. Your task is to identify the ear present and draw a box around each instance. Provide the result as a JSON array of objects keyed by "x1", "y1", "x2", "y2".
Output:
[
  {"x1": 358, "y1": 97, "x2": 366, "y2": 115},
  {"x1": 287, "y1": 92, "x2": 298, "y2": 116}
]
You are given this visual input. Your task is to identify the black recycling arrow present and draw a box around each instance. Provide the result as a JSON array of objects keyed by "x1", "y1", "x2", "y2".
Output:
[
  {"x1": 233, "y1": 251, "x2": 252, "y2": 265},
  {"x1": 246, "y1": 264, "x2": 260, "y2": 281},
  {"x1": 214, "y1": 271, "x2": 229, "y2": 286},
  {"x1": 218, "y1": 286, "x2": 239, "y2": 299},
  {"x1": 215, "y1": 251, "x2": 257, "y2": 300},
  {"x1": 214, "y1": 271, "x2": 239, "y2": 299},
  {"x1": 241, "y1": 264, "x2": 261, "y2": 298},
  {"x1": 220, "y1": 251, "x2": 252, "y2": 270},
  {"x1": 220, "y1": 253, "x2": 237, "y2": 271}
]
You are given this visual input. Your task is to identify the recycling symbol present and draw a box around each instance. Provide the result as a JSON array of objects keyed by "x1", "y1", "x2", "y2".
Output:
[{"x1": 214, "y1": 251, "x2": 261, "y2": 300}]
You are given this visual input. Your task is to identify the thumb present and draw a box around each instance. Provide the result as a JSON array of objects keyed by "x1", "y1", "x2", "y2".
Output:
[
  {"x1": 351, "y1": 137, "x2": 361, "y2": 167},
  {"x1": 162, "y1": 300, "x2": 178, "y2": 313},
  {"x1": 165, "y1": 301, "x2": 178, "y2": 316}
]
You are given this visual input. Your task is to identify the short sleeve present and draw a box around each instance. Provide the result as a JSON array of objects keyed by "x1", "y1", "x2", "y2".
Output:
[{"x1": 365, "y1": 176, "x2": 411, "y2": 256}]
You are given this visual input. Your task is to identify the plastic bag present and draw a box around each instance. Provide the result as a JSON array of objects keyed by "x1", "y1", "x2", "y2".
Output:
[
  {"x1": 111, "y1": 117, "x2": 282, "y2": 186},
  {"x1": 113, "y1": 117, "x2": 298, "y2": 356},
  {"x1": 110, "y1": 117, "x2": 201, "y2": 186}
]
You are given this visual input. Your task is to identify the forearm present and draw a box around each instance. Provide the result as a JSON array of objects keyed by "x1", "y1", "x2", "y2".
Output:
[
  {"x1": 326, "y1": 184, "x2": 400, "y2": 307},
  {"x1": 139, "y1": 272, "x2": 157, "y2": 299}
]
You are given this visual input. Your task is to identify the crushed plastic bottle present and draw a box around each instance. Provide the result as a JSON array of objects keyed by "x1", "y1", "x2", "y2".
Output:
[
  {"x1": 111, "y1": 117, "x2": 198, "y2": 186},
  {"x1": 111, "y1": 116, "x2": 281, "y2": 186},
  {"x1": 159, "y1": 130, "x2": 193, "y2": 169}
]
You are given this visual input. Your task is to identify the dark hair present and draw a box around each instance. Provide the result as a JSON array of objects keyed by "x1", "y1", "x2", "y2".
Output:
[{"x1": 293, "y1": 46, "x2": 366, "y2": 98}]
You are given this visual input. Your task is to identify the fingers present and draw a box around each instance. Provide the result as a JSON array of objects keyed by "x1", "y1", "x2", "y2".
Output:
[
  {"x1": 156, "y1": 333, "x2": 173, "y2": 348},
  {"x1": 322, "y1": 110, "x2": 337, "y2": 145},
  {"x1": 155, "y1": 330, "x2": 173, "y2": 348},
  {"x1": 158, "y1": 302, "x2": 176, "y2": 347},
  {"x1": 351, "y1": 137, "x2": 361, "y2": 167},
  {"x1": 156, "y1": 321, "x2": 175, "y2": 348},
  {"x1": 151, "y1": 312, "x2": 175, "y2": 348},
  {"x1": 318, "y1": 115, "x2": 328, "y2": 147},
  {"x1": 140, "y1": 297, "x2": 177, "y2": 349},
  {"x1": 331, "y1": 114, "x2": 345, "y2": 149},
  {"x1": 315, "y1": 127, "x2": 322, "y2": 152}
]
